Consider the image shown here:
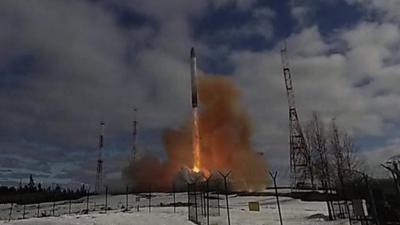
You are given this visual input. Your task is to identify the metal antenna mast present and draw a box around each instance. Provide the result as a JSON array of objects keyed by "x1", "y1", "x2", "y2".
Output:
[
  {"x1": 281, "y1": 43, "x2": 313, "y2": 189},
  {"x1": 95, "y1": 121, "x2": 105, "y2": 194},
  {"x1": 132, "y1": 108, "x2": 138, "y2": 162}
]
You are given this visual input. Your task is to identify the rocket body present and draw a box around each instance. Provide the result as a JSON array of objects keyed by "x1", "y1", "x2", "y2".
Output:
[
  {"x1": 190, "y1": 47, "x2": 201, "y2": 172},
  {"x1": 190, "y1": 48, "x2": 198, "y2": 108}
]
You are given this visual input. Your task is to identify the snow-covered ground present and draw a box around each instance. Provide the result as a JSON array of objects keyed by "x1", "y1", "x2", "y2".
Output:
[{"x1": 0, "y1": 192, "x2": 349, "y2": 225}]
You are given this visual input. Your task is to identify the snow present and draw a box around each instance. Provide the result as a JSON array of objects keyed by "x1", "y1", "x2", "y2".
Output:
[
  {"x1": 0, "y1": 193, "x2": 349, "y2": 225},
  {"x1": 0, "y1": 212, "x2": 191, "y2": 225}
]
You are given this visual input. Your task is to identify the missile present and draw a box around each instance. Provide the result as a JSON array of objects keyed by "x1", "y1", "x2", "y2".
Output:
[{"x1": 190, "y1": 47, "x2": 198, "y2": 108}]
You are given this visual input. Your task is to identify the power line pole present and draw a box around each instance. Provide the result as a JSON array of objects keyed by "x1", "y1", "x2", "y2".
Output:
[
  {"x1": 132, "y1": 108, "x2": 138, "y2": 162},
  {"x1": 280, "y1": 43, "x2": 313, "y2": 190},
  {"x1": 95, "y1": 121, "x2": 105, "y2": 194}
]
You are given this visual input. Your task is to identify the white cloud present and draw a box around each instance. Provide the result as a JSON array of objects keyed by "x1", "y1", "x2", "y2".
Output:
[{"x1": 286, "y1": 26, "x2": 331, "y2": 56}]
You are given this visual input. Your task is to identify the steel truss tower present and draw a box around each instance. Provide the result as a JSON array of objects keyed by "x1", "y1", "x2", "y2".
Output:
[
  {"x1": 95, "y1": 121, "x2": 105, "y2": 194},
  {"x1": 281, "y1": 45, "x2": 313, "y2": 189},
  {"x1": 132, "y1": 108, "x2": 138, "y2": 162}
]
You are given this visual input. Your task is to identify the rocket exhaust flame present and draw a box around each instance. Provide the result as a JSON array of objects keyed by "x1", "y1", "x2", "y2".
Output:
[{"x1": 192, "y1": 107, "x2": 201, "y2": 173}]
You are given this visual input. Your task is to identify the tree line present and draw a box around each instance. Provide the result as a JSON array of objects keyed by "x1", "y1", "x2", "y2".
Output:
[{"x1": 0, "y1": 175, "x2": 89, "y2": 204}]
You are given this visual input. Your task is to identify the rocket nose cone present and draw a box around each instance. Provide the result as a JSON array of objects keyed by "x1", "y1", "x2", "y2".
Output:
[{"x1": 191, "y1": 47, "x2": 196, "y2": 58}]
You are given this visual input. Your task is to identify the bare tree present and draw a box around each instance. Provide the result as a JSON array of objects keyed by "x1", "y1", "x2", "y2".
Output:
[
  {"x1": 305, "y1": 115, "x2": 359, "y2": 186},
  {"x1": 304, "y1": 112, "x2": 334, "y2": 219},
  {"x1": 305, "y1": 112, "x2": 331, "y2": 188},
  {"x1": 329, "y1": 119, "x2": 358, "y2": 187},
  {"x1": 342, "y1": 133, "x2": 359, "y2": 172}
]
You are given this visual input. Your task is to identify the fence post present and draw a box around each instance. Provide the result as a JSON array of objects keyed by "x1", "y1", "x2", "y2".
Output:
[
  {"x1": 136, "y1": 194, "x2": 140, "y2": 212},
  {"x1": 69, "y1": 199, "x2": 72, "y2": 215},
  {"x1": 269, "y1": 171, "x2": 284, "y2": 225},
  {"x1": 125, "y1": 185, "x2": 129, "y2": 211},
  {"x1": 218, "y1": 170, "x2": 232, "y2": 225},
  {"x1": 173, "y1": 184, "x2": 176, "y2": 213},
  {"x1": 37, "y1": 202, "x2": 40, "y2": 218},
  {"x1": 326, "y1": 182, "x2": 336, "y2": 220},
  {"x1": 8, "y1": 202, "x2": 13, "y2": 222},
  {"x1": 194, "y1": 182, "x2": 198, "y2": 222},
  {"x1": 217, "y1": 184, "x2": 220, "y2": 216},
  {"x1": 105, "y1": 186, "x2": 108, "y2": 213},
  {"x1": 148, "y1": 185, "x2": 151, "y2": 213},
  {"x1": 187, "y1": 183, "x2": 191, "y2": 220},
  {"x1": 86, "y1": 192, "x2": 89, "y2": 214},
  {"x1": 202, "y1": 182, "x2": 206, "y2": 216},
  {"x1": 52, "y1": 200, "x2": 55, "y2": 216},
  {"x1": 199, "y1": 182, "x2": 204, "y2": 216},
  {"x1": 339, "y1": 175, "x2": 352, "y2": 222},
  {"x1": 204, "y1": 182, "x2": 207, "y2": 216},
  {"x1": 23, "y1": 204, "x2": 26, "y2": 219},
  {"x1": 204, "y1": 175, "x2": 212, "y2": 225},
  {"x1": 323, "y1": 181, "x2": 333, "y2": 220}
]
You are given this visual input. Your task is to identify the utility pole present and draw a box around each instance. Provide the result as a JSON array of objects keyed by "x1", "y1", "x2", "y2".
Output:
[
  {"x1": 95, "y1": 121, "x2": 105, "y2": 194},
  {"x1": 132, "y1": 108, "x2": 138, "y2": 162}
]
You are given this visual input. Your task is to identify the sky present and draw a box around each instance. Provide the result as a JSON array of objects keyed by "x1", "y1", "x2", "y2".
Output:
[{"x1": 0, "y1": 0, "x2": 400, "y2": 187}]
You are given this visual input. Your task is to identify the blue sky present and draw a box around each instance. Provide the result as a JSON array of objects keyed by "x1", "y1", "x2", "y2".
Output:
[{"x1": 0, "y1": 0, "x2": 399, "y2": 187}]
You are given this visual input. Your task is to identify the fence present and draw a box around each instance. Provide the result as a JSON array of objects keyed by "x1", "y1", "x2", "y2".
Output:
[
  {"x1": 187, "y1": 175, "x2": 224, "y2": 225},
  {"x1": 1, "y1": 186, "x2": 184, "y2": 222}
]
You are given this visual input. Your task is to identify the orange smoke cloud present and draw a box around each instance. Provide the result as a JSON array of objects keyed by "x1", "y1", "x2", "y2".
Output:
[{"x1": 123, "y1": 75, "x2": 269, "y2": 191}]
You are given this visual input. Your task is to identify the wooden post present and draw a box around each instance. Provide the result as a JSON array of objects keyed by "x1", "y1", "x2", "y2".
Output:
[
  {"x1": 194, "y1": 182, "x2": 198, "y2": 222},
  {"x1": 217, "y1": 184, "x2": 220, "y2": 215},
  {"x1": 69, "y1": 199, "x2": 72, "y2": 215},
  {"x1": 52, "y1": 201, "x2": 55, "y2": 216},
  {"x1": 148, "y1": 185, "x2": 151, "y2": 213},
  {"x1": 204, "y1": 175, "x2": 212, "y2": 225},
  {"x1": 86, "y1": 192, "x2": 89, "y2": 214},
  {"x1": 187, "y1": 183, "x2": 191, "y2": 220},
  {"x1": 105, "y1": 186, "x2": 108, "y2": 213},
  {"x1": 125, "y1": 186, "x2": 129, "y2": 211},
  {"x1": 8, "y1": 202, "x2": 13, "y2": 222},
  {"x1": 37, "y1": 203, "x2": 40, "y2": 218},
  {"x1": 173, "y1": 184, "x2": 176, "y2": 213}
]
